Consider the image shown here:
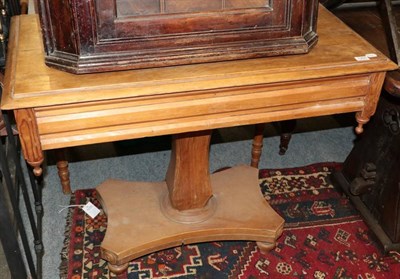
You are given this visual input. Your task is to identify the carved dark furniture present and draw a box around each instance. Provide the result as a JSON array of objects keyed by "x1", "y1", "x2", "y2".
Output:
[
  {"x1": 36, "y1": 0, "x2": 319, "y2": 73},
  {"x1": 332, "y1": 91, "x2": 400, "y2": 252},
  {"x1": 331, "y1": 1, "x2": 400, "y2": 252}
]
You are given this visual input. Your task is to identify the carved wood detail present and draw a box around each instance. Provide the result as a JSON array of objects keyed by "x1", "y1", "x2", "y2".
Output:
[
  {"x1": 355, "y1": 72, "x2": 387, "y2": 134},
  {"x1": 14, "y1": 108, "x2": 44, "y2": 176}
]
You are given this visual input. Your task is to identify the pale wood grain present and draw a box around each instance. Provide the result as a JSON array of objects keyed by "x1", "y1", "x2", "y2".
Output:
[
  {"x1": 166, "y1": 130, "x2": 212, "y2": 210},
  {"x1": 97, "y1": 165, "x2": 284, "y2": 270},
  {"x1": 31, "y1": 74, "x2": 369, "y2": 150},
  {"x1": 1, "y1": 7, "x2": 397, "y2": 110}
]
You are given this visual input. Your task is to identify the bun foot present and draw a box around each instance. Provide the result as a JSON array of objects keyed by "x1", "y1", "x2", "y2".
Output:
[
  {"x1": 33, "y1": 166, "x2": 43, "y2": 176},
  {"x1": 256, "y1": 241, "x2": 276, "y2": 254},
  {"x1": 355, "y1": 123, "x2": 364, "y2": 134},
  {"x1": 108, "y1": 262, "x2": 129, "y2": 275}
]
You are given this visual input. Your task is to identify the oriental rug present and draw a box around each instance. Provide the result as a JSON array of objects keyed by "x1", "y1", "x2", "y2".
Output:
[{"x1": 60, "y1": 162, "x2": 400, "y2": 278}]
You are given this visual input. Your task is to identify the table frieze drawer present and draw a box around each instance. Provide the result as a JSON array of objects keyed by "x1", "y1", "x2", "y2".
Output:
[{"x1": 35, "y1": 75, "x2": 369, "y2": 149}]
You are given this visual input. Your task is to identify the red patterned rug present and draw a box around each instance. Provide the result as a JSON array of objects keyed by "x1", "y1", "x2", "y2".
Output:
[{"x1": 60, "y1": 163, "x2": 400, "y2": 278}]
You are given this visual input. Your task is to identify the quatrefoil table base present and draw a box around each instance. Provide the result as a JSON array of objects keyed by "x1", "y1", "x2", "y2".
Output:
[{"x1": 97, "y1": 165, "x2": 284, "y2": 274}]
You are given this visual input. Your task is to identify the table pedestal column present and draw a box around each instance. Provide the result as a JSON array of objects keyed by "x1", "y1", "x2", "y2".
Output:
[{"x1": 97, "y1": 131, "x2": 284, "y2": 274}]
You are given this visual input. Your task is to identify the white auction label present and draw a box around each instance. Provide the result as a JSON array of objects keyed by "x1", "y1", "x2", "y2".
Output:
[{"x1": 82, "y1": 202, "x2": 101, "y2": 219}]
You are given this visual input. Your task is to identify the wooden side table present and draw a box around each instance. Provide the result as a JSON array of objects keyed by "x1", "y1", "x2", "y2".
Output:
[{"x1": 1, "y1": 7, "x2": 397, "y2": 274}]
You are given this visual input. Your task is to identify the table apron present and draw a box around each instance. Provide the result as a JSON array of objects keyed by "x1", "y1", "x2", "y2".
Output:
[{"x1": 33, "y1": 74, "x2": 372, "y2": 150}]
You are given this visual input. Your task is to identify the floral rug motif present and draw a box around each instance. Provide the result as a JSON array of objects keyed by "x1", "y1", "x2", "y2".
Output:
[{"x1": 60, "y1": 162, "x2": 400, "y2": 278}]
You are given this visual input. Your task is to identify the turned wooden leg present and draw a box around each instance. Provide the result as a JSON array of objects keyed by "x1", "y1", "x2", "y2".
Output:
[
  {"x1": 166, "y1": 130, "x2": 213, "y2": 211},
  {"x1": 251, "y1": 124, "x2": 265, "y2": 168},
  {"x1": 279, "y1": 120, "x2": 296, "y2": 155},
  {"x1": 55, "y1": 148, "x2": 71, "y2": 194}
]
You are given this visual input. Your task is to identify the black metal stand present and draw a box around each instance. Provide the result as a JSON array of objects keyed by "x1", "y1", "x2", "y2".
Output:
[
  {"x1": 0, "y1": 111, "x2": 43, "y2": 278},
  {"x1": 0, "y1": 1, "x2": 42, "y2": 277},
  {"x1": 0, "y1": 169, "x2": 27, "y2": 279}
]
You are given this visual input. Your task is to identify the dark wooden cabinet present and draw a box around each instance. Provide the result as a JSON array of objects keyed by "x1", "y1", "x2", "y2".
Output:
[
  {"x1": 328, "y1": 2, "x2": 400, "y2": 253},
  {"x1": 332, "y1": 92, "x2": 400, "y2": 252},
  {"x1": 36, "y1": 0, "x2": 319, "y2": 73}
]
